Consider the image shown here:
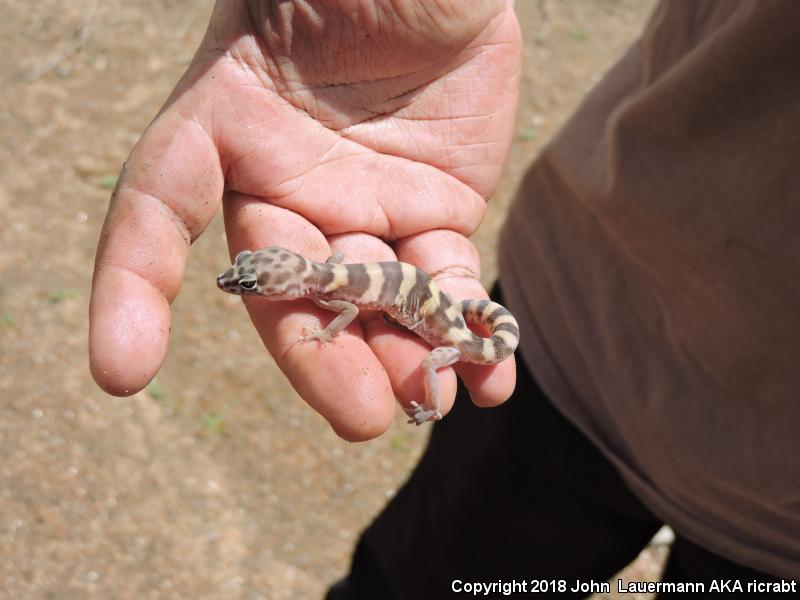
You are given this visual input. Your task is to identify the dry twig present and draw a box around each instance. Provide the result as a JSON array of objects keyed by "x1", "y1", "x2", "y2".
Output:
[{"x1": 24, "y1": 0, "x2": 98, "y2": 82}]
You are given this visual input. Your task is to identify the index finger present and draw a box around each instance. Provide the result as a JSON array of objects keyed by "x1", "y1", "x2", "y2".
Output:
[{"x1": 89, "y1": 109, "x2": 222, "y2": 395}]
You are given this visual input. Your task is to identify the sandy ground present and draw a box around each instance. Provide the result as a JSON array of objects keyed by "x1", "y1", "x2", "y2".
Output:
[{"x1": 1, "y1": 1, "x2": 663, "y2": 598}]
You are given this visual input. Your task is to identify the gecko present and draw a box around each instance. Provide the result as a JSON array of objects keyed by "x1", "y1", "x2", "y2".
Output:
[{"x1": 216, "y1": 247, "x2": 519, "y2": 425}]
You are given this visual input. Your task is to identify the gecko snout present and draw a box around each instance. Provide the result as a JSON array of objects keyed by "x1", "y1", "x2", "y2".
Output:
[{"x1": 216, "y1": 270, "x2": 232, "y2": 290}]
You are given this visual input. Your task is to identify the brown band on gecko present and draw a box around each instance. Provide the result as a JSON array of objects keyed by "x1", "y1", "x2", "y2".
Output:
[
  {"x1": 406, "y1": 269, "x2": 433, "y2": 308},
  {"x1": 493, "y1": 322, "x2": 520, "y2": 337},
  {"x1": 317, "y1": 265, "x2": 335, "y2": 290},
  {"x1": 345, "y1": 264, "x2": 371, "y2": 298},
  {"x1": 378, "y1": 262, "x2": 404, "y2": 306}
]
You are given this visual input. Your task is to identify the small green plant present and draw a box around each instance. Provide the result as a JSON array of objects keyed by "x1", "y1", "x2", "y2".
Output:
[
  {"x1": 99, "y1": 175, "x2": 118, "y2": 190},
  {"x1": 1, "y1": 313, "x2": 15, "y2": 328},
  {"x1": 518, "y1": 127, "x2": 539, "y2": 141},
  {"x1": 389, "y1": 431, "x2": 411, "y2": 452},
  {"x1": 201, "y1": 411, "x2": 229, "y2": 436},
  {"x1": 571, "y1": 28, "x2": 588, "y2": 41},
  {"x1": 50, "y1": 288, "x2": 78, "y2": 303},
  {"x1": 145, "y1": 377, "x2": 165, "y2": 400},
  {"x1": 146, "y1": 376, "x2": 183, "y2": 415}
]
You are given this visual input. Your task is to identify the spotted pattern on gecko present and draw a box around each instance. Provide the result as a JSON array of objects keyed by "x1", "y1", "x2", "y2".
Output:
[{"x1": 216, "y1": 246, "x2": 519, "y2": 425}]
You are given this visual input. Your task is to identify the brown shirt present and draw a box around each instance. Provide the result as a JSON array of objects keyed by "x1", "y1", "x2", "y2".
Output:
[{"x1": 500, "y1": 0, "x2": 800, "y2": 578}]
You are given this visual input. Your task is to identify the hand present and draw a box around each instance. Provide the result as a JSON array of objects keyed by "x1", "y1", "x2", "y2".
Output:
[{"x1": 90, "y1": 0, "x2": 521, "y2": 440}]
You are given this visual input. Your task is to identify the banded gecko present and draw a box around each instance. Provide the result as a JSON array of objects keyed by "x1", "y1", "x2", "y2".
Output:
[{"x1": 216, "y1": 247, "x2": 519, "y2": 425}]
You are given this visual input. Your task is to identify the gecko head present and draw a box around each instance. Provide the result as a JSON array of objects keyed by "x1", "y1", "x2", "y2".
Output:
[{"x1": 216, "y1": 246, "x2": 308, "y2": 299}]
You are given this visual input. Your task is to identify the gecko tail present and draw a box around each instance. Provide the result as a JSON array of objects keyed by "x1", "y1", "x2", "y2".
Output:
[{"x1": 458, "y1": 299, "x2": 520, "y2": 362}]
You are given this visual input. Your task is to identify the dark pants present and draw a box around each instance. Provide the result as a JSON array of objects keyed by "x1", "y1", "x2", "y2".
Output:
[{"x1": 327, "y1": 294, "x2": 783, "y2": 599}]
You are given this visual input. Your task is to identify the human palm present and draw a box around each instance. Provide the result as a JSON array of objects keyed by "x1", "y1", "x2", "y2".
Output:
[{"x1": 90, "y1": 0, "x2": 521, "y2": 440}]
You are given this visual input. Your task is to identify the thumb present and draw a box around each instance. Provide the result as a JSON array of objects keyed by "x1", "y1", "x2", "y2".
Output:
[{"x1": 89, "y1": 106, "x2": 222, "y2": 395}]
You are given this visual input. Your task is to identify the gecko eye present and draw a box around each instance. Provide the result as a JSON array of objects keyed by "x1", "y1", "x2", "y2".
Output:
[{"x1": 239, "y1": 276, "x2": 257, "y2": 290}]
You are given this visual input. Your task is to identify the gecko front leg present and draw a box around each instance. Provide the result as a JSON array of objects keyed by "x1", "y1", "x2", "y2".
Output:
[
  {"x1": 299, "y1": 250, "x2": 354, "y2": 345},
  {"x1": 300, "y1": 298, "x2": 359, "y2": 346},
  {"x1": 407, "y1": 346, "x2": 462, "y2": 425}
]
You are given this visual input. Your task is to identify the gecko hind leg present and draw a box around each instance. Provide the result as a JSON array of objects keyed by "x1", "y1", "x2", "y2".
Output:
[{"x1": 407, "y1": 346, "x2": 462, "y2": 425}]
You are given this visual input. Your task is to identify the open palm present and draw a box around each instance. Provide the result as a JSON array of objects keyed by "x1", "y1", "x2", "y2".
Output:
[{"x1": 90, "y1": 0, "x2": 521, "y2": 440}]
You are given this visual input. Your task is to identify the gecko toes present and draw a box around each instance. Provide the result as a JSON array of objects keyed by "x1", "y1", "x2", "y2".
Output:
[
  {"x1": 406, "y1": 401, "x2": 442, "y2": 425},
  {"x1": 298, "y1": 327, "x2": 335, "y2": 347}
]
